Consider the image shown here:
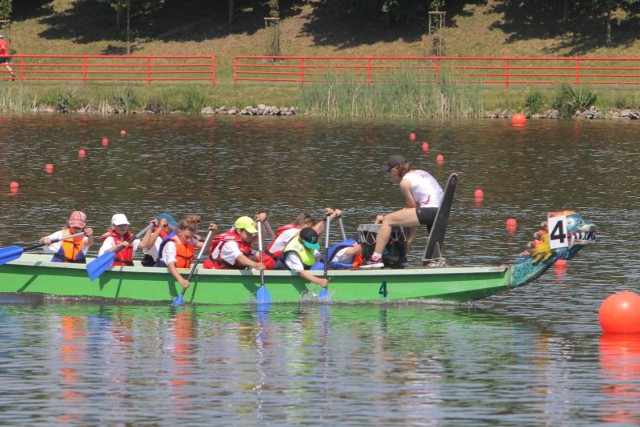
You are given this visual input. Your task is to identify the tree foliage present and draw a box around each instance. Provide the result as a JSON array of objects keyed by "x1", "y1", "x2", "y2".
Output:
[{"x1": 0, "y1": 0, "x2": 11, "y2": 21}]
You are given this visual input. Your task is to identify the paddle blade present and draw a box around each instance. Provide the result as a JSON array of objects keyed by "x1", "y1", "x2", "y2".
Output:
[
  {"x1": 319, "y1": 287, "x2": 328, "y2": 301},
  {"x1": 256, "y1": 283, "x2": 271, "y2": 304},
  {"x1": 171, "y1": 294, "x2": 185, "y2": 307},
  {"x1": 86, "y1": 252, "x2": 116, "y2": 281},
  {"x1": 0, "y1": 246, "x2": 25, "y2": 266}
]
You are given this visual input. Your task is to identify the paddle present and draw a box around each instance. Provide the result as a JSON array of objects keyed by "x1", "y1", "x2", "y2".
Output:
[
  {"x1": 0, "y1": 231, "x2": 85, "y2": 266},
  {"x1": 338, "y1": 216, "x2": 347, "y2": 240},
  {"x1": 256, "y1": 220, "x2": 271, "y2": 304},
  {"x1": 171, "y1": 228, "x2": 215, "y2": 307},
  {"x1": 264, "y1": 219, "x2": 276, "y2": 239},
  {"x1": 87, "y1": 223, "x2": 154, "y2": 281},
  {"x1": 319, "y1": 216, "x2": 331, "y2": 301}
]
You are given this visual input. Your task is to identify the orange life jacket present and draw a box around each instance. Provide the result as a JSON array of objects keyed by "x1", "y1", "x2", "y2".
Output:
[{"x1": 52, "y1": 233, "x2": 86, "y2": 263}]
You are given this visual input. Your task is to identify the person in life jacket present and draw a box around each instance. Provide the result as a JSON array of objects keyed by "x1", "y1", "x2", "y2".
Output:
[
  {"x1": 139, "y1": 212, "x2": 179, "y2": 267},
  {"x1": 263, "y1": 208, "x2": 342, "y2": 270},
  {"x1": 310, "y1": 237, "x2": 364, "y2": 270},
  {"x1": 0, "y1": 35, "x2": 15, "y2": 80},
  {"x1": 39, "y1": 210, "x2": 94, "y2": 263},
  {"x1": 203, "y1": 216, "x2": 265, "y2": 270},
  {"x1": 98, "y1": 214, "x2": 141, "y2": 266},
  {"x1": 156, "y1": 219, "x2": 203, "y2": 289},
  {"x1": 273, "y1": 227, "x2": 328, "y2": 287}
]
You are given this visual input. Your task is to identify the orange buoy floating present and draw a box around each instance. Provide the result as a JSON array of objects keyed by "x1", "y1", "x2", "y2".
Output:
[
  {"x1": 409, "y1": 132, "x2": 416, "y2": 141},
  {"x1": 422, "y1": 142, "x2": 429, "y2": 152},
  {"x1": 46, "y1": 164, "x2": 54, "y2": 174},
  {"x1": 474, "y1": 189, "x2": 484, "y2": 199},
  {"x1": 78, "y1": 149, "x2": 86, "y2": 157},
  {"x1": 120, "y1": 130, "x2": 127, "y2": 136},
  {"x1": 599, "y1": 291, "x2": 640, "y2": 334},
  {"x1": 512, "y1": 113, "x2": 526, "y2": 126},
  {"x1": 554, "y1": 259, "x2": 567, "y2": 269},
  {"x1": 436, "y1": 154, "x2": 444, "y2": 165},
  {"x1": 506, "y1": 218, "x2": 517, "y2": 227},
  {"x1": 10, "y1": 181, "x2": 19, "y2": 190},
  {"x1": 102, "y1": 138, "x2": 109, "y2": 146}
]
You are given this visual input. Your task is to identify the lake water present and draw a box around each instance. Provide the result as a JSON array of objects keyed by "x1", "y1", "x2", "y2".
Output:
[{"x1": 0, "y1": 114, "x2": 639, "y2": 425}]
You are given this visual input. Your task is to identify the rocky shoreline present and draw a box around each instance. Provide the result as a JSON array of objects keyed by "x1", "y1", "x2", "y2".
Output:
[
  {"x1": 30, "y1": 103, "x2": 640, "y2": 119},
  {"x1": 484, "y1": 107, "x2": 640, "y2": 120}
]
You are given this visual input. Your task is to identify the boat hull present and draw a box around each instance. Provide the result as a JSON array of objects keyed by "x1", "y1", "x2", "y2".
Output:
[{"x1": 0, "y1": 254, "x2": 512, "y2": 305}]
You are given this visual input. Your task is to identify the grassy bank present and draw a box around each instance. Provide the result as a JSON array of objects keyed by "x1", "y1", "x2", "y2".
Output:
[{"x1": 5, "y1": 1, "x2": 640, "y2": 117}]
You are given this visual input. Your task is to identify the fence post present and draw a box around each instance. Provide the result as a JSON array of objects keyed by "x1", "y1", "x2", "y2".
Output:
[
  {"x1": 505, "y1": 58, "x2": 509, "y2": 88},
  {"x1": 83, "y1": 57, "x2": 87, "y2": 84},
  {"x1": 233, "y1": 56, "x2": 237, "y2": 87},
  {"x1": 147, "y1": 57, "x2": 151, "y2": 84},
  {"x1": 435, "y1": 57, "x2": 440, "y2": 84},
  {"x1": 300, "y1": 58, "x2": 305, "y2": 83},
  {"x1": 212, "y1": 56, "x2": 216, "y2": 86},
  {"x1": 367, "y1": 57, "x2": 372, "y2": 86},
  {"x1": 575, "y1": 59, "x2": 580, "y2": 86}
]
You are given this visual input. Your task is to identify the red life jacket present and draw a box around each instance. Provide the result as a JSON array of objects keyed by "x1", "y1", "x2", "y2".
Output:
[
  {"x1": 101, "y1": 230, "x2": 135, "y2": 266},
  {"x1": 263, "y1": 223, "x2": 300, "y2": 269},
  {"x1": 203, "y1": 230, "x2": 253, "y2": 269}
]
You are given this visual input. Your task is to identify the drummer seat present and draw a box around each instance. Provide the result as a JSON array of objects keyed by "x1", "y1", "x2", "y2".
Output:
[{"x1": 422, "y1": 172, "x2": 458, "y2": 266}]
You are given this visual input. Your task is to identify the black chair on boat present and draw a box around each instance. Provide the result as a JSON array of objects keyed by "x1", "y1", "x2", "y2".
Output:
[{"x1": 422, "y1": 172, "x2": 458, "y2": 266}]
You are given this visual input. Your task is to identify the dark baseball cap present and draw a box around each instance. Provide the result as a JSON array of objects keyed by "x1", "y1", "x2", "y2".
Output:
[
  {"x1": 299, "y1": 227, "x2": 320, "y2": 250},
  {"x1": 387, "y1": 155, "x2": 407, "y2": 171}
]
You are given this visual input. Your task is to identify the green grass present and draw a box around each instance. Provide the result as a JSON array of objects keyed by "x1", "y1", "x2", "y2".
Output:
[{"x1": 6, "y1": 0, "x2": 640, "y2": 116}]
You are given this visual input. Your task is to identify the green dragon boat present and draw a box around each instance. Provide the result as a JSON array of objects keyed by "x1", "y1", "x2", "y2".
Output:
[{"x1": 0, "y1": 211, "x2": 597, "y2": 305}]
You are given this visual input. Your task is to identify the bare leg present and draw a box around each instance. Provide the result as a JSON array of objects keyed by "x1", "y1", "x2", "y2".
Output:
[{"x1": 373, "y1": 208, "x2": 420, "y2": 255}]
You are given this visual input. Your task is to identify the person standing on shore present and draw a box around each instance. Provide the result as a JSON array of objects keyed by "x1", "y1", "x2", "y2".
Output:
[{"x1": 0, "y1": 35, "x2": 15, "y2": 80}]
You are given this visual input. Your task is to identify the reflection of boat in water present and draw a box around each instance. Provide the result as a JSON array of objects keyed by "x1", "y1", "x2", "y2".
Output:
[{"x1": 0, "y1": 211, "x2": 596, "y2": 306}]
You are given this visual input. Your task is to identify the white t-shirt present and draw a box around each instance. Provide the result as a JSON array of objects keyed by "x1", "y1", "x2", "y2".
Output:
[
  {"x1": 98, "y1": 236, "x2": 140, "y2": 257},
  {"x1": 268, "y1": 228, "x2": 300, "y2": 253},
  {"x1": 403, "y1": 169, "x2": 443, "y2": 208},
  {"x1": 42, "y1": 230, "x2": 92, "y2": 255},
  {"x1": 333, "y1": 247, "x2": 354, "y2": 264},
  {"x1": 211, "y1": 240, "x2": 257, "y2": 267},
  {"x1": 143, "y1": 235, "x2": 163, "y2": 260},
  {"x1": 284, "y1": 250, "x2": 322, "y2": 273}
]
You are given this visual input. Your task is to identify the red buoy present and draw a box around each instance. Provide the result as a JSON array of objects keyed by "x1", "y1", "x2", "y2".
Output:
[
  {"x1": 554, "y1": 259, "x2": 567, "y2": 269},
  {"x1": 10, "y1": 181, "x2": 18, "y2": 190},
  {"x1": 436, "y1": 154, "x2": 444, "y2": 165},
  {"x1": 474, "y1": 189, "x2": 484, "y2": 199},
  {"x1": 422, "y1": 142, "x2": 429, "y2": 152},
  {"x1": 102, "y1": 138, "x2": 109, "y2": 146},
  {"x1": 506, "y1": 218, "x2": 517, "y2": 227},
  {"x1": 78, "y1": 149, "x2": 86, "y2": 157},
  {"x1": 600, "y1": 291, "x2": 640, "y2": 334},
  {"x1": 512, "y1": 113, "x2": 526, "y2": 126},
  {"x1": 120, "y1": 130, "x2": 127, "y2": 136}
]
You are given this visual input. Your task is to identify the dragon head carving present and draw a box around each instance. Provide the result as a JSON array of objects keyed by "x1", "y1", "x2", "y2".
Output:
[
  {"x1": 528, "y1": 211, "x2": 597, "y2": 263},
  {"x1": 511, "y1": 211, "x2": 597, "y2": 288}
]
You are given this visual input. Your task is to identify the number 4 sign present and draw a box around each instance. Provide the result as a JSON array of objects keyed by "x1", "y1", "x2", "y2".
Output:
[{"x1": 548, "y1": 214, "x2": 569, "y2": 249}]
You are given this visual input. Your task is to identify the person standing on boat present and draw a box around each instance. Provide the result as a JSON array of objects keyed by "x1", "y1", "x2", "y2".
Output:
[
  {"x1": 39, "y1": 210, "x2": 94, "y2": 263},
  {"x1": 203, "y1": 216, "x2": 265, "y2": 270},
  {"x1": 139, "y1": 213, "x2": 179, "y2": 266},
  {"x1": 98, "y1": 214, "x2": 141, "y2": 266},
  {"x1": 263, "y1": 208, "x2": 342, "y2": 269},
  {"x1": 365, "y1": 155, "x2": 443, "y2": 267},
  {"x1": 273, "y1": 227, "x2": 328, "y2": 287}
]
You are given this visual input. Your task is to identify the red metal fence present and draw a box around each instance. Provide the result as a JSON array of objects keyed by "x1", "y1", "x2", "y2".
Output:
[
  {"x1": 4, "y1": 54, "x2": 640, "y2": 87},
  {"x1": 5, "y1": 54, "x2": 216, "y2": 84},
  {"x1": 234, "y1": 55, "x2": 640, "y2": 87}
]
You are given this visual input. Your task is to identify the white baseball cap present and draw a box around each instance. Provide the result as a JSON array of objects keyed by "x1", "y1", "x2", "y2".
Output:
[{"x1": 111, "y1": 213, "x2": 130, "y2": 226}]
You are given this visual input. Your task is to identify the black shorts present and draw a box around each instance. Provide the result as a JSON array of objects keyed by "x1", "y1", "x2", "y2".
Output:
[
  {"x1": 0, "y1": 57, "x2": 10, "y2": 64},
  {"x1": 416, "y1": 206, "x2": 438, "y2": 229}
]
